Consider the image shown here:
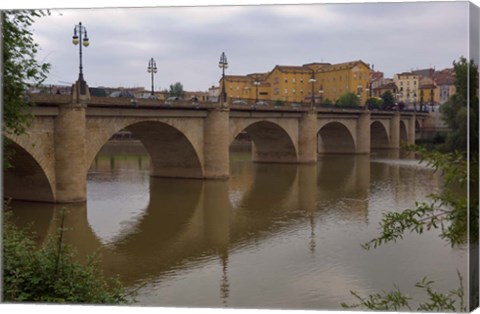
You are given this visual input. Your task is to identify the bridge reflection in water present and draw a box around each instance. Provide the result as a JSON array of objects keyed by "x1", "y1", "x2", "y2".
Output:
[{"x1": 9, "y1": 142, "x2": 464, "y2": 310}]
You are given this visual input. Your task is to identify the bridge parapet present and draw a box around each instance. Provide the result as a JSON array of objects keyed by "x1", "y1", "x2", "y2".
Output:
[{"x1": 29, "y1": 94, "x2": 430, "y2": 119}]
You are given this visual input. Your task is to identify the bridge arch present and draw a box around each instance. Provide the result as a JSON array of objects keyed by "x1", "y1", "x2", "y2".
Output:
[
  {"x1": 4, "y1": 140, "x2": 55, "y2": 202},
  {"x1": 370, "y1": 120, "x2": 390, "y2": 149},
  {"x1": 230, "y1": 119, "x2": 298, "y2": 163},
  {"x1": 317, "y1": 121, "x2": 356, "y2": 154},
  {"x1": 86, "y1": 119, "x2": 204, "y2": 179}
]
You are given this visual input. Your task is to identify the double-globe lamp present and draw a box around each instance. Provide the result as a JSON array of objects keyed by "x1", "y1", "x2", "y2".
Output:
[{"x1": 72, "y1": 22, "x2": 89, "y2": 94}]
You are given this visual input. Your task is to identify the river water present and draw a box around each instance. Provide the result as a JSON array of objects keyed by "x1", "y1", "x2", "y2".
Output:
[{"x1": 9, "y1": 141, "x2": 467, "y2": 310}]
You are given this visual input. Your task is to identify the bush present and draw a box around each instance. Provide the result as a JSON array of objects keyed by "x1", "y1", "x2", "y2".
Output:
[{"x1": 2, "y1": 209, "x2": 132, "y2": 304}]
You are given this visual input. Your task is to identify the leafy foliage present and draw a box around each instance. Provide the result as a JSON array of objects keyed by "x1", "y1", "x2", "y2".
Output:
[
  {"x1": 168, "y1": 82, "x2": 185, "y2": 98},
  {"x1": 2, "y1": 209, "x2": 132, "y2": 304},
  {"x1": 3, "y1": 10, "x2": 50, "y2": 136},
  {"x1": 381, "y1": 90, "x2": 395, "y2": 107},
  {"x1": 342, "y1": 272, "x2": 466, "y2": 312},
  {"x1": 367, "y1": 96, "x2": 384, "y2": 109},
  {"x1": 2, "y1": 10, "x2": 51, "y2": 168},
  {"x1": 440, "y1": 57, "x2": 479, "y2": 153},
  {"x1": 336, "y1": 92, "x2": 360, "y2": 107}
]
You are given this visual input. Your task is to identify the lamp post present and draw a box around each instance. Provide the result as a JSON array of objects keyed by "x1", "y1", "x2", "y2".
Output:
[
  {"x1": 309, "y1": 71, "x2": 316, "y2": 110},
  {"x1": 147, "y1": 58, "x2": 157, "y2": 96},
  {"x1": 413, "y1": 92, "x2": 417, "y2": 112},
  {"x1": 72, "y1": 22, "x2": 90, "y2": 94},
  {"x1": 429, "y1": 87, "x2": 434, "y2": 112},
  {"x1": 253, "y1": 80, "x2": 260, "y2": 103},
  {"x1": 219, "y1": 52, "x2": 228, "y2": 107},
  {"x1": 420, "y1": 89, "x2": 425, "y2": 111}
]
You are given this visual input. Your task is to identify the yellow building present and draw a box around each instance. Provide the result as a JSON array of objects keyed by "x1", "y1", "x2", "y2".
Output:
[
  {"x1": 311, "y1": 60, "x2": 371, "y2": 105},
  {"x1": 418, "y1": 77, "x2": 437, "y2": 108},
  {"x1": 393, "y1": 72, "x2": 420, "y2": 107},
  {"x1": 264, "y1": 65, "x2": 312, "y2": 103},
  {"x1": 220, "y1": 59, "x2": 371, "y2": 106},
  {"x1": 220, "y1": 73, "x2": 271, "y2": 102}
]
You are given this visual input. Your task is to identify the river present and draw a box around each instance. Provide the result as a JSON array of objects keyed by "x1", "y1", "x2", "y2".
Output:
[{"x1": 9, "y1": 141, "x2": 467, "y2": 310}]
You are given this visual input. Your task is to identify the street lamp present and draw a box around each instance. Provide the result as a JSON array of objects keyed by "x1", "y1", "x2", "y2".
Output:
[
  {"x1": 253, "y1": 80, "x2": 260, "y2": 103},
  {"x1": 420, "y1": 89, "x2": 425, "y2": 111},
  {"x1": 147, "y1": 58, "x2": 157, "y2": 96},
  {"x1": 413, "y1": 92, "x2": 417, "y2": 112},
  {"x1": 72, "y1": 22, "x2": 89, "y2": 94},
  {"x1": 309, "y1": 71, "x2": 316, "y2": 109},
  {"x1": 219, "y1": 52, "x2": 228, "y2": 106}
]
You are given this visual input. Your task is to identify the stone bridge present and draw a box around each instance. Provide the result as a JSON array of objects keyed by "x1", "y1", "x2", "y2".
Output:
[{"x1": 4, "y1": 84, "x2": 428, "y2": 203}]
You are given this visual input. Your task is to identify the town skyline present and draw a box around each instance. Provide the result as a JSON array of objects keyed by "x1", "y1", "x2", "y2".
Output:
[{"x1": 22, "y1": 1, "x2": 477, "y2": 92}]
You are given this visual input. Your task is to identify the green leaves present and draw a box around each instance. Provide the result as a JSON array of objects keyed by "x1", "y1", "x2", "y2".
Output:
[
  {"x1": 341, "y1": 286, "x2": 412, "y2": 311},
  {"x1": 439, "y1": 57, "x2": 478, "y2": 153},
  {"x1": 335, "y1": 92, "x2": 360, "y2": 107},
  {"x1": 168, "y1": 82, "x2": 185, "y2": 98},
  {"x1": 342, "y1": 273, "x2": 466, "y2": 312},
  {"x1": 2, "y1": 10, "x2": 51, "y2": 167}
]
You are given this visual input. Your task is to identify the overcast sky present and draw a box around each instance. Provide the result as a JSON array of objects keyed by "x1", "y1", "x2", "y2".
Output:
[{"x1": 23, "y1": 1, "x2": 477, "y2": 91}]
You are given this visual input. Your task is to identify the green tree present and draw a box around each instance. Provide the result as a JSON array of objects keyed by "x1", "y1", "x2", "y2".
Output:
[
  {"x1": 440, "y1": 57, "x2": 479, "y2": 152},
  {"x1": 3, "y1": 10, "x2": 50, "y2": 168},
  {"x1": 336, "y1": 92, "x2": 360, "y2": 107},
  {"x1": 381, "y1": 90, "x2": 395, "y2": 107},
  {"x1": 168, "y1": 82, "x2": 185, "y2": 98},
  {"x1": 3, "y1": 10, "x2": 50, "y2": 136},
  {"x1": 367, "y1": 97, "x2": 384, "y2": 109}
]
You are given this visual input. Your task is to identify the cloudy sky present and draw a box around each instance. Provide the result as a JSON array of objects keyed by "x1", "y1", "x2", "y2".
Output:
[{"x1": 18, "y1": 1, "x2": 478, "y2": 91}]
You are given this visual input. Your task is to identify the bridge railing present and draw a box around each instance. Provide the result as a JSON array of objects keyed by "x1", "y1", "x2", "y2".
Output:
[{"x1": 27, "y1": 94, "x2": 430, "y2": 116}]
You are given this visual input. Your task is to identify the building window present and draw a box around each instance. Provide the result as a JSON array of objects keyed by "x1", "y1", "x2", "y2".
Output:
[
  {"x1": 300, "y1": 89, "x2": 304, "y2": 94},
  {"x1": 300, "y1": 78, "x2": 304, "y2": 83},
  {"x1": 292, "y1": 78, "x2": 296, "y2": 83},
  {"x1": 292, "y1": 88, "x2": 296, "y2": 94},
  {"x1": 285, "y1": 78, "x2": 288, "y2": 83},
  {"x1": 284, "y1": 88, "x2": 288, "y2": 94}
]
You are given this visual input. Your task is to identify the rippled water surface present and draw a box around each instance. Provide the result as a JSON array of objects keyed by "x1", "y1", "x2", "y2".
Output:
[{"x1": 10, "y1": 142, "x2": 467, "y2": 310}]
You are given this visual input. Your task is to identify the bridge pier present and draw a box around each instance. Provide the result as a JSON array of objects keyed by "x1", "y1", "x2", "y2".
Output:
[
  {"x1": 389, "y1": 112, "x2": 400, "y2": 149},
  {"x1": 407, "y1": 115, "x2": 416, "y2": 145},
  {"x1": 356, "y1": 111, "x2": 371, "y2": 154},
  {"x1": 54, "y1": 81, "x2": 89, "y2": 203},
  {"x1": 298, "y1": 111, "x2": 318, "y2": 163},
  {"x1": 204, "y1": 108, "x2": 230, "y2": 179}
]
